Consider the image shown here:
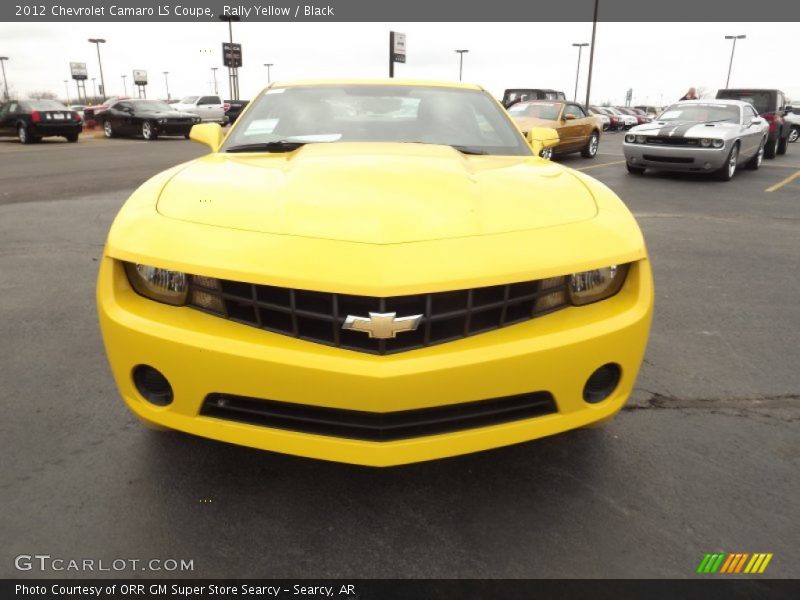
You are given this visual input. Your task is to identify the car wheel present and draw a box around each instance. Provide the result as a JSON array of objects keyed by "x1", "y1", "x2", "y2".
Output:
[
  {"x1": 777, "y1": 134, "x2": 788, "y2": 155},
  {"x1": 184, "y1": 133, "x2": 191, "y2": 139},
  {"x1": 540, "y1": 147, "x2": 554, "y2": 160},
  {"x1": 65, "y1": 133, "x2": 79, "y2": 143},
  {"x1": 581, "y1": 132, "x2": 599, "y2": 158},
  {"x1": 716, "y1": 143, "x2": 739, "y2": 181},
  {"x1": 789, "y1": 126, "x2": 800, "y2": 143},
  {"x1": 764, "y1": 135, "x2": 778, "y2": 159},
  {"x1": 103, "y1": 120, "x2": 115, "y2": 138},
  {"x1": 626, "y1": 163, "x2": 646, "y2": 175},
  {"x1": 746, "y1": 138, "x2": 765, "y2": 170},
  {"x1": 18, "y1": 124, "x2": 30, "y2": 144},
  {"x1": 142, "y1": 121, "x2": 158, "y2": 141}
]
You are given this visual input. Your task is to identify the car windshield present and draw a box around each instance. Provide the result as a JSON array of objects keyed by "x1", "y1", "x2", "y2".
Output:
[
  {"x1": 222, "y1": 84, "x2": 531, "y2": 156},
  {"x1": 25, "y1": 100, "x2": 67, "y2": 110},
  {"x1": 717, "y1": 91, "x2": 771, "y2": 114},
  {"x1": 507, "y1": 102, "x2": 562, "y2": 120},
  {"x1": 179, "y1": 96, "x2": 199, "y2": 104},
  {"x1": 133, "y1": 100, "x2": 174, "y2": 112},
  {"x1": 658, "y1": 103, "x2": 740, "y2": 123}
]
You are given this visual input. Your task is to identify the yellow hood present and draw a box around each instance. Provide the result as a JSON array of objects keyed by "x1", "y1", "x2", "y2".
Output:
[{"x1": 156, "y1": 143, "x2": 596, "y2": 245}]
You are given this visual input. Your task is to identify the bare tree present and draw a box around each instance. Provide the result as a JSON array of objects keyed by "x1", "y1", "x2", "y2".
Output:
[{"x1": 28, "y1": 90, "x2": 58, "y2": 100}]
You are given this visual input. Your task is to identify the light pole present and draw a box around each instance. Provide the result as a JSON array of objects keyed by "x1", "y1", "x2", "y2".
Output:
[
  {"x1": 0, "y1": 56, "x2": 9, "y2": 100},
  {"x1": 724, "y1": 34, "x2": 746, "y2": 88},
  {"x1": 211, "y1": 67, "x2": 219, "y2": 95},
  {"x1": 121, "y1": 74, "x2": 127, "y2": 96},
  {"x1": 584, "y1": 0, "x2": 599, "y2": 109},
  {"x1": 571, "y1": 43, "x2": 589, "y2": 102},
  {"x1": 87, "y1": 38, "x2": 106, "y2": 99},
  {"x1": 163, "y1": 71, "x2": 170, "y2": 100},
  {"x1": 64, "y1": 80, "x2": 70, "y2": 104},
  {"x1": 454, "y1": 49, "x2": 468, "y2": 81},
  {"x1": 91, "y1": 77, "x2": 97, "y2": 101},
  {"x1": 263, "y1": 63, "x2": 273, "y2": 85},
  {"x1": 219, "y1": 14, "x2": 240, "y2": 100}
]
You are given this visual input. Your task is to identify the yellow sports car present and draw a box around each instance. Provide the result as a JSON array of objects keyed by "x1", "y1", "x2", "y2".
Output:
[
  {"x1": 97, "y1": 80, "x2": 653, "y2": 466},
  {"x1": 507, "y1": 100, "x2": 602, "y2": 160}
]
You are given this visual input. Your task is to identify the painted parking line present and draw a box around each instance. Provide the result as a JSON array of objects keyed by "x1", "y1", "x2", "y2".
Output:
[
  {"x1": 765, "y1": 170, "x2": 800, "y2": 192},
  {"x1": 575, "y1": 160, "x2": 626, "y2": 172}
]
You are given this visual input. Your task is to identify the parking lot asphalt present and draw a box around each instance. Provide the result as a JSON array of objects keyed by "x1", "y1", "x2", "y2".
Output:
[{"x1": 1, "y1": 131, "x2": 798, "y2": 578}]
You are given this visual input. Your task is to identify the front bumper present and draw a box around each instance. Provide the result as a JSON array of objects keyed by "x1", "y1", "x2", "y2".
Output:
[
  {"x1": 624, "y1": 141, "x2": 729, "y2": 172},
  {"x1": 153, "y1": 122, "x2": 194, "y2": 136},
  {"x1": 97, "y1": 258, "x2": 653, "y2": 466}
]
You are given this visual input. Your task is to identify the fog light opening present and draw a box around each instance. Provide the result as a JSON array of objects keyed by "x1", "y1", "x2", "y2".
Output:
[
  {"x1": 583, "y1": 363, "x2": 621, "y2": 404},
  {"x1": 133, "y1": 365, "x2": 174, "y2": 406}
]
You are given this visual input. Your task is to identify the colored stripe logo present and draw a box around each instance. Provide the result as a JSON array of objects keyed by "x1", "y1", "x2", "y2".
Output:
[{"x1": 697, "y1": 552, "x2": 773, "y2": 574}]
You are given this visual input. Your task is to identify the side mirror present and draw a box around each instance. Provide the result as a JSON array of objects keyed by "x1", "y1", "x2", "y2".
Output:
[
  {"x1": 750, "y1": 117, "x2": 765, "y2": 127},
  {"x1": 785, "y1": 106, "x2": 794, "y2": 115},
  {"x1": 190, "y1": 122, "x2": 224, "y2": 151},
  {"x1": 563, "y1": 114, "x2": 577, "y2": 121},
  {"x1": 526, "y1": 127, "x2": 560, "y2": 157}
]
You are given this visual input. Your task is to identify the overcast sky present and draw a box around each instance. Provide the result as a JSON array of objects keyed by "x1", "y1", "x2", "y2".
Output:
[{"x1": 1, "y1": 21, "x2": 797, "y2": 105}]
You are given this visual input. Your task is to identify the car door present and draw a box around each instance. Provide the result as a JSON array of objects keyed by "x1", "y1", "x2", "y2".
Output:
[
  {"x1": 116, "y1": 102, "x2": 136, "y2": 134},
  {"x1": 198, "y1": 96, "x2": 222, "y2": 122},
  {"x1": 742, "y1": 104, "x2": 762, "y2": 158},
  {"x1": 559, "y1": 104, "x2": 587, "y2": 150},
  {"x1": 0, "y1": 102, "x2": 10, "y2": 136}
]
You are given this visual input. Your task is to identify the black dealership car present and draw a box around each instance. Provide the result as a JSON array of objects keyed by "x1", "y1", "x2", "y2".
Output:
[
  {"x1": 0, "y1": 99, "x2": 82, "y2": 143},
  {"x1": 100, "y1": 99, "x2": 201, "y2": 140}
]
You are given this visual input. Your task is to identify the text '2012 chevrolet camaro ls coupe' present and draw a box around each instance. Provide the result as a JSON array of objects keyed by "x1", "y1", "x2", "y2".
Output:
[{"x1": 97, "y1": 80, "x2": 654, "y2": 466}]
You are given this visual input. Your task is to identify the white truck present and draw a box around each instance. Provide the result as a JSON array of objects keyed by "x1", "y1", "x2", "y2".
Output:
[{"x1": 170, "y1": 95, "x2": 226, "y2": 124}]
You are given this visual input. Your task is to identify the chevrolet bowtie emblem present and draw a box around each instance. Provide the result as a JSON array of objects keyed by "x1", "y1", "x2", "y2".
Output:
[{"x1": 342, "y1": 312, "x2": 423, "y2": 339}]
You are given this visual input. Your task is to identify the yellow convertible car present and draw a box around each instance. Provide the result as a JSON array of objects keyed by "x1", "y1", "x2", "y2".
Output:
[
  {"x1": 97, "y1": 80, "x2": 653, "y2": 466},
  {"x1": 508, "y1": 100, "x2": 603, "y2": 160}
]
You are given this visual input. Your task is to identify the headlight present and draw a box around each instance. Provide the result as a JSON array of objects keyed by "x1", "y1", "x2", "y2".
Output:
[
  {"x1": 700, "y1": 138, "x2": 712, "y2": 147},
  {"x1": 635, "y1": 135, "x2": 647, "y2": 143},
  {"x1": 568, "y1": 264, "x2": 629, "y2": 306},
  {"x1": 624, "y1": 133, "x2": 636, "y2": 143},
  {"x1": 712, "y1": 139, "x2": 724, "y2": 148},
  {"x1": 157, "y1": 118, "x2": 167, "y2": 124},
  {"x1": 193, "y1": 117, "x2": 201, "y2": 123},
  {"x1": 124, "y1": 263, "x2": 188, "y2": 306}
]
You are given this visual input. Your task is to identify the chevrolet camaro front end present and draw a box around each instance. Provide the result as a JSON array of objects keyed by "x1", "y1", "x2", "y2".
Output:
[{"x1": 97, "y1": 80, "x2": 653, "y2": 466}]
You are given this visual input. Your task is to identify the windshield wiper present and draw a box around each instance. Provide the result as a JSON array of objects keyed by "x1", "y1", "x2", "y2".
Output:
[
  {"x1": 401, "y1": 141, "x2": 488, "y2": 155},
  {"x1": 226, "y1": 140, "x2": 308, "y2": 153}
]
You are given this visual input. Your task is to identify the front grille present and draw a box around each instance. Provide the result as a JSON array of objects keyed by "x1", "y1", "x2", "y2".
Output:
[
  {"x1": 646, "y1": 136, "x2": 700, "y2": 146},
  {"x1": 201, "y1": 392, "x2": 557, "y2": 441},
  {"x1": 187, "y1": 275, "x2": 568, "y2": 355},
  {"x1": 643, "y1": 154, "x2": 694, "y2": 163}
]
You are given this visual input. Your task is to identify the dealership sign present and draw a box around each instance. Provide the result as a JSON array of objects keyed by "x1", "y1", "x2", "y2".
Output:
[
  {"x1": 133, "y1": 70, "x2": 148, "y2": 85},
  {"x1": 391, "y1": 32, "x2": 406, "y2": 63},
  {"x1": 222, "y1": 42, "x2": 243, "y2": 68},
  {"x1": 69, "y1": 62, "x2": 88, "y2": 80}
]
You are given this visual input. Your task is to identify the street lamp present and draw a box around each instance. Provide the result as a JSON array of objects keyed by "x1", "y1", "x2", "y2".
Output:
[
  {"x1": 571, "y1": 43, "x2": 589, "y2": 101},
  {"x1": 584, "y1": 0, "x2": 599, "y2": 109},
  {"x1": 211, "y1": 67, "x2": 219, "y2": 95},
  {"x1": 87, "y1": 38, "x2": 106, "y2": 99},
  {"x1": 724, "y1": 34, "x2": 746, "y2": 88},
  {"x1": 454, "y1": 49, "x2": 469, "y2": 81},
  {"x1": 121, "y1": 74, "x2": 127, "y2": 96},
  {"x1": 163, "y1": 71, "x2": 170, "y2": 100},
  {"x1": 91, "y1": 77, "x2": 97, "y2": 101},
  {"x1": 263, "y1": 63, "x2": 273, "y2": 85},
  {"x1": 0, "y1": 56, "x2": 9, "y2": 100},
  {"x1": 64, "y1": 80, "x2": 70, "y2": 104},
  {"x1": 218, "y1": 14, "x2": 241, "y2": 100}
]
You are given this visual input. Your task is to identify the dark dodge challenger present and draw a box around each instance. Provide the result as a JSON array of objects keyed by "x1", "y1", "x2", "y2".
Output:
[
  {"x1": 100, "y1": 99, "x2": 201, "y2": 140},
  {"x1": 0, "y1": 99, "x2": 83, "y2": 143}
]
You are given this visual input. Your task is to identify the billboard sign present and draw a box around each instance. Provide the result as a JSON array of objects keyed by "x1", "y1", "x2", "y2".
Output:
[
  {"x1": 222, "y1": 42, "x2": 243, "y2": 68},
  {"x1": 392, "y1": 32, "x2": 406, "y2": 63},
  {"x1": 133, "y1": 70, "x2": 148, "y2": 85},
  {"x1": 69, "y1": 62, "x2": 88, "y2": 80}
]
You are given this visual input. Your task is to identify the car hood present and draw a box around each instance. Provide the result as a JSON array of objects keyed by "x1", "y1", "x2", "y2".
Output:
[
  {"x1": 630, "y1": 121, "x2": 741, "y2": 136},
  {"x1": 156, "y1": 142, "x2": 597, "y2": 245}
]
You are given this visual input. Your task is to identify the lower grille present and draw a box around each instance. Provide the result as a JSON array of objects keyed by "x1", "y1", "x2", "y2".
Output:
[
  {"x1": 643, "y1": 154, "x2": 694, "y2": 163},
  {"x1": 187, "y1": 276, "x2": 568, "y2": 355},
  {"x1": 646, "y1": 136, "x2": 700, "y2": 147},
  {"x1": 200, "y1": 392, "x2": 558, "y2": 441}
]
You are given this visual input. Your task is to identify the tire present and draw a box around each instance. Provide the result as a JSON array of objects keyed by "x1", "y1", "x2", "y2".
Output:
[
  {"x1": 141, "y1": 121, "x2": 158, "y2": 141},
  {"x1": 65, "y1": 133, "x2": 79, "y2": 143},
  {"x1": 746, "y1": 138, "x2": 765, "y2": 170},
  {"x1": 777, "y1": 134, "x2": 788, "y2": 155},
  {"x1": 18, "y1": 124, "x2": 36, "y2": 144},
  {"x1": 789, "y1": 126, "x2": 800, "y2": 144},
  {"x1": 540, "y1": 146, "x2": 554, "y2": 160},
  {"x1": 626, "y1": 163, "x2": 646, "y2": 175},
  {"x1": 764, "y1": 135, "x2": 778, "y2": 159},
  {"x1": 184, "y1": 133, "x2": 191, "y2": 139},
  {"x1": 581, "y1": 131, "x2": 599, "y2": 158},
  {"x1": 103, "y1": 119, "x2": 115, "y2": 138},
  {"x1": 715, "y1": 143, "x2": 739, "y2": 181}
]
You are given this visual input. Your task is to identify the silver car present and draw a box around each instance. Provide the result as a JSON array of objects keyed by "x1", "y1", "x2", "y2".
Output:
[{"x1": 623, "y1": 100, "x2": 769, "y2": 181}]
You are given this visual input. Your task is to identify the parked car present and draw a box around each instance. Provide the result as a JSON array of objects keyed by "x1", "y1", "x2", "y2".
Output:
[
  {"x1": 69, "y1": 104, "x2": 87, "y2": 120},
  {"x1": 100, "y1": 99, "x2": 201, "y2": 140},
  {"x1": 621, "y1": 107, "x2": 653, "y2": 125},
  {"x1": 0, "y1": 99, "x2": 82, "y2": 143},
  {"x1": 623, "y1": 99, "x2": 769, "y2": 181},
  {"x1": 97, "y1": 79, "x2": 653, "y2": 466},
  {"x1": 84, "y1": 96, "x2": 129, "y2": 121},
  {"x1": 785, "y1": 109, "x2": 799, "y2": 143},
  {"x1": 502, "y1": 88, "x2": 566, "y2": 108},
  {"x1": 604, "y1": 107, "x2": 638, "y2": 129},
  {"x1": 507, "y1": 100, "x2": 601, "y2": 159},
  {"x1": 715, "y1": 89, "x2": 791, "y2": 158},
  {"x1": 170, "y1": 95, "x2": 226, "y2": 124},
  {"x1": 634, "y1": 105, "x2": 662, "y2": 118},
  {"x1": 587, "y1": 107, "x2": 611, "y2": 131},
  {"x1": 590, "y1": 106, "x2": 623, "y2": 131},
  {"x1": 223, "y1": 99, "x2": 250, "y2": 125}
]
